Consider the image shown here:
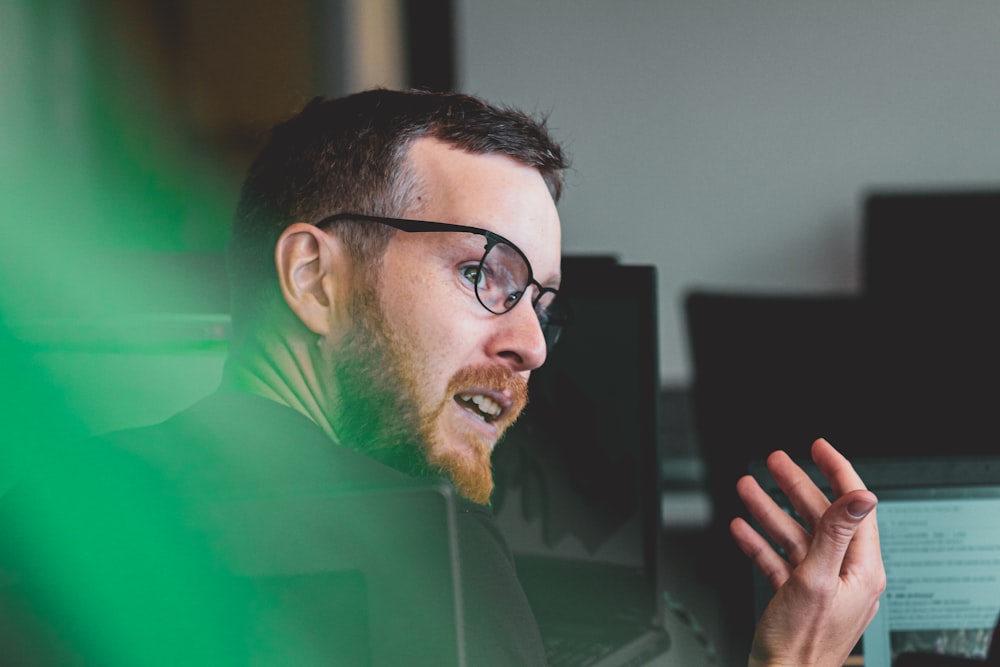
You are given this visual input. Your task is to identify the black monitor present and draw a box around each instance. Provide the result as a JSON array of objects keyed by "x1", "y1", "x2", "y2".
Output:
[
  {"x1": 862, "y1": 187, "x2": 1000, "y2": 303},
  {"x1": 492, "y1": 256, "x2": 666, "y2": 633}
]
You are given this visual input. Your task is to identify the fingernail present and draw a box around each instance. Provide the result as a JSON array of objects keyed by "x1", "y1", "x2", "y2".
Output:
[{"x1": 848, "y1": 498, "x2": 875, "y2": 519}]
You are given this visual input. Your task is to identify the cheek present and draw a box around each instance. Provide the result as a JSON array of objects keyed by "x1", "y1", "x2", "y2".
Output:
[
  {"x1": 412, "y1": 308, "x2": 478, "y2": 389},
  {"x1": 378, "y1": 242, "x2": 497, "y2": 391},
  {"x1": 381, "y1": 272, "x2": 476, "y2": 390}
]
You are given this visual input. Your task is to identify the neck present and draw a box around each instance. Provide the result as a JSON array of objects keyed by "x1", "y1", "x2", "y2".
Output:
[{"x1": 220, "y1": 330, "x2": 340, "y2": 444}]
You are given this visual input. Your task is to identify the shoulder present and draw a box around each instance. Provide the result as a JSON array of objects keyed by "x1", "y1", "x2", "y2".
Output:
[{"x1": 92, "y1": 391, "x2": 412, "y2": 496}]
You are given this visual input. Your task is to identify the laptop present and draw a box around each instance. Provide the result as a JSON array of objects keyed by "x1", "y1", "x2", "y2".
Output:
[
  {"x1": 195, "y1": 480, "x2": 467, "y2": 667},
  {"x1": 492, "y1": 257, "x2": 672, "y2": 666},
  {"x1": 749, "y1": 456, "x2": 1000, "y2": 667}
]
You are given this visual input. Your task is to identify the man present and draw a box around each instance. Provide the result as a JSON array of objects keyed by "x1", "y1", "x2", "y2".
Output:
[
  {"x1": 0, "y1": 88, "x2": 884, "y2": 666},
  {"x1": 222, "y1": 89, "x2": 564, "y2": 509}
]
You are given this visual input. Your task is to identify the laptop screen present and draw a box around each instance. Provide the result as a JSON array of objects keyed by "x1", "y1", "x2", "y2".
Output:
[{"x1": 863, "y1": 487, "x2": 1000, "y2": 666}]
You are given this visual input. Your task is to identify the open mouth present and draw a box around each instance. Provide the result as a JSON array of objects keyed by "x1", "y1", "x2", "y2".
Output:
[{"x1": 456, "y1": 393, "x2": 503, "y2": 423}]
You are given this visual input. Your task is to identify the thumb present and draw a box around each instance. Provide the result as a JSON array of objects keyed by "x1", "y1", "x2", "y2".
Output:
[{"x1": 805, "y1": 489, "x2": 878, "y2": 577}]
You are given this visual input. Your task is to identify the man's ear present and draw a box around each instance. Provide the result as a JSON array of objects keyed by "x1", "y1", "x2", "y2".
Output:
[{"x1": 275, "y1": 222, "x2": 351, "y2": 336}]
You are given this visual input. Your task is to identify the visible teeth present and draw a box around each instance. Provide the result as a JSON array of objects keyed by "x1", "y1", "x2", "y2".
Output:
[
  {"x1": 472, "y1": 395, "x2": 502, "y2": 417},
  {"x1": 458, "y1": 394, "x2": 502, "y2": 420}
]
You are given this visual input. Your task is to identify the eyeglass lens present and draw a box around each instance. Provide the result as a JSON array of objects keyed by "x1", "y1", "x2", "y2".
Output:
[
  {"x1": 479, "y1": 242, "x2": 566, "y2": 348},
  {"x1": 477, "y1": 242, "x2": 529, "y2": 313}
]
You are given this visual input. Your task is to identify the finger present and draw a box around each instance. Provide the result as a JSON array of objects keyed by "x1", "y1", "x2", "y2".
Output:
[
  {"x1": 765, "y1": 448, "x2": 833, "y2": 531},
  {"x1": 730, "y1": 516, "x2": 793, "y2": 591},
  {"x1": 841, "y1": 498, "x2": 882, "y2": 578},
  {"x1": 735, "y1": 474, "x2": 812, "y2": 566},
  {"x1": 799, "y1": 489, "x2": 881, "y2": 589},
  {"x1": 811, "y1": 438, "x2": 868, "y2": 498},
  {"x1": 808, "y1": 439, "x2": 883, "y2": 571}
]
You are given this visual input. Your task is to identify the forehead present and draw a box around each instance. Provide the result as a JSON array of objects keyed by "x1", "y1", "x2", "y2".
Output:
[{"x1": 403, "y1": 138, "x2": 562, "y2": 284}]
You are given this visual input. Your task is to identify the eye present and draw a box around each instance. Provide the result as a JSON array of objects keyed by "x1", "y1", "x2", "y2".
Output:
[
  {"x1": 503, "y1": 291, "x2": 524, "y2": 310},
  {"x1": 459, "y1": 263, "x2": 487, "y2": 288}
]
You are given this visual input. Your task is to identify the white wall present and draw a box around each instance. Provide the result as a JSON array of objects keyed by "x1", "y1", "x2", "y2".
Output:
[{"x1": 455, "y1": 1, "x2": 1000, "y2": 385}]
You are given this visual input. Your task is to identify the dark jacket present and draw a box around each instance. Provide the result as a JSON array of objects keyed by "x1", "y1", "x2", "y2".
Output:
[{"x1": 0, "y1": 392, "x2": 547, "y2": 666}]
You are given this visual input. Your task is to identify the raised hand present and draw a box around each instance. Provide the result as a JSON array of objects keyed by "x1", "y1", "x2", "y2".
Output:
[{"x1": 730, "y1": 438, "x2": 886, "y2": 667}]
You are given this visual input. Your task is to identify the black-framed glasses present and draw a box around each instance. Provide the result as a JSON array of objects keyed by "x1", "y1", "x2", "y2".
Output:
[{"x1": 315, "y1": 212, "x2": 569, "y2": 349}]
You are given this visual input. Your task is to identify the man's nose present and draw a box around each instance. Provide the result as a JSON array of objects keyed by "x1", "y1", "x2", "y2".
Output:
[{"x1": 485, "y1": 298, "x2": 548, "y2": 372}]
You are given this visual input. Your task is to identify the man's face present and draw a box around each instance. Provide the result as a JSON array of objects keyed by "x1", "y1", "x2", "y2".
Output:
[{"x1": 331, "y1": 138, "x2": 562, "y2": 505}]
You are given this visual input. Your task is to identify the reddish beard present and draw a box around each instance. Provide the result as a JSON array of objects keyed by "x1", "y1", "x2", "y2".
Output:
[
  {"x1": 334, "y1": 280, "x2": 529, "y2": 505},
  {"x1": 419, "y1": 365, "x2": 528, "y2": 505}
]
